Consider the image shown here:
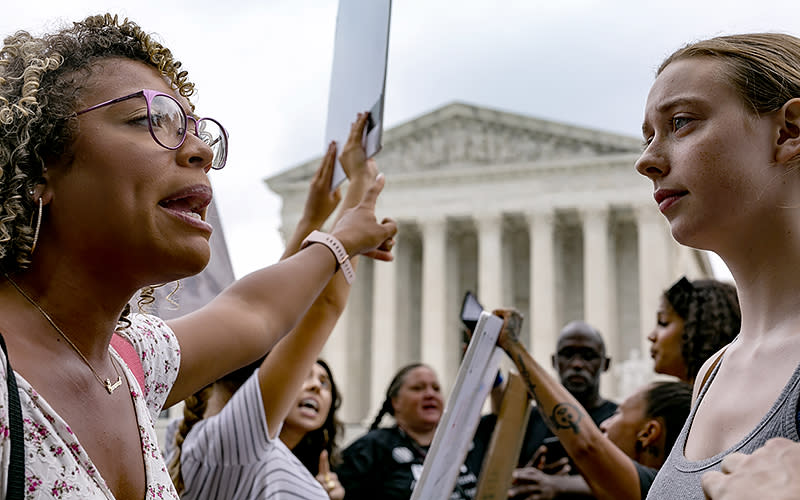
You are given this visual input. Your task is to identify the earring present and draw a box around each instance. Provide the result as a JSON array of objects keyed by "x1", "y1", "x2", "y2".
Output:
[{"x1": 30, "y1": 197, "x2": 42, "y2": 254}]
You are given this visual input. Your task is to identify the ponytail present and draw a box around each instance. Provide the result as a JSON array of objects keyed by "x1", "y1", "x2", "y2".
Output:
[{"x1": 168, "y1": 384, "x2": 214, "y2": 495}]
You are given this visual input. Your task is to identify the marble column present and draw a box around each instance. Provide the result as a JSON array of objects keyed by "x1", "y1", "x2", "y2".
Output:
[
  {"x1": 420, "y1": 216, "x2": 449, "y2": 386},
  {"x1": 476, "y1": 214, "x2": 504, "y2": 311},
  {"x1": 581, "y1": 206, "x2": 616, "y2": 355},
  {"x1": 581, "y1": 206, "x2": 618, "y2": 398},
  {"x1": 635, "y1": 205, "x2": 673, "y2": 360},
  {"x1": 527, "y1": 210, "x2": 557, "y2": 369},
  {"x1": 370, "y1": 258, "x2": 398, "y2": 416}
]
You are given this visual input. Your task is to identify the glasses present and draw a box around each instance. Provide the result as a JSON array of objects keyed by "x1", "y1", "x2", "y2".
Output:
[{"x1": 75, "y1": 89, "x2": 228, "y2": 170}]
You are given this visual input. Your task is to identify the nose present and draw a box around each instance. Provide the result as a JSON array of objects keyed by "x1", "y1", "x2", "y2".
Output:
[
  {"x1": 647, "y1": 329, "x2": 658, "y2": 343},
  {"x1": 634, "y1": 141, "x2": 669, "y2": 180},
  {"x1": 177, "y1": 128, "x2": 215, "y2": 172}
]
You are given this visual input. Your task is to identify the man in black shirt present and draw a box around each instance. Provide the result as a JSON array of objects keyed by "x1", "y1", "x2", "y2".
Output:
[{"x1": 517, "y1": 320, "x2": 617, "y2": 466}]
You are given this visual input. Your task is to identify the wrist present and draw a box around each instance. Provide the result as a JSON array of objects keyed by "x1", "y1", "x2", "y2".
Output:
[{"x1": 301, "y1": 230, "x2": 355, "y2": 284}]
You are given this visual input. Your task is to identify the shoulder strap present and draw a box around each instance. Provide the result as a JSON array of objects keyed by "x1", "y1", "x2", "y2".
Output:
[
  {"x1": 111, "y1": 333, "x2": 146, "y2": 392},
  {"x1": 0, "y1": 334, "x2": 25, "y2": 500},
  {"x1": 699, "y1": 347, "x2": 727, "y2": 392}
]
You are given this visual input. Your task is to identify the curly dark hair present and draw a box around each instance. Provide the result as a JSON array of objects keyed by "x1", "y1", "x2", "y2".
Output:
[
  {"x1": 0, "y1": 13, "x2": 194, "y2": 272},
  {"x1": 664, "y1": 278, "x2": 741, "y2": 382},
  {"x1": 291, "y1": 359, "x2": 344, "y2": 476}
]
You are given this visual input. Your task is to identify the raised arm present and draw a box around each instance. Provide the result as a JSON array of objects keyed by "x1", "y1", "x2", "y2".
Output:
[
  {"x1": 259, "y1": 112, "x2": 377, "y2": 436},
  {"x1": 494, "y1": 309, "x2": 642, "y2": 500},
  {"x1": 165, "y1": 115, "x2": 396, "y2": 407}
]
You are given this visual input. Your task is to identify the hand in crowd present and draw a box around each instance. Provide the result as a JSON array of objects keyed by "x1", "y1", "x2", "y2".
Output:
[
  {"x1": 329, "y1": 173, "x2": 396, "y2": 261},
  {"x1": 701, "y1": 438, "x2": 800, "y2": 500},
  {"x1": 316, "y1": 451, "x2": 345, "y2": 500},
  {"x1": 339, "y1": 112, "x2": 377, "y2": 184},
  {"x1": 508, "y1": 445, "x2": 571, "y2": 500},
  {"x1": 300, "y1": 142, "x2": 342, "y2": 230}
]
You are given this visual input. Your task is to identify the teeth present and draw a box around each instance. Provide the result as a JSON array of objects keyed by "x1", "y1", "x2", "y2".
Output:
[
  {"x1": 185, "y1": 212, "x2": 202, "y2": 220},
  {"x1": 300, "y1": 398, "x2": 319, "y2": 411}
]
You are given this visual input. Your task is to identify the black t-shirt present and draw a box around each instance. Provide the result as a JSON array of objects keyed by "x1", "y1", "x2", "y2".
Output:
[
  {"x1": 336, "y1": 425, "x2": 483, "y2": 500},
  {"x1": 510, "y1": 399, "x2": 618, "y2": 468},
  {"x1": 634, "y1": 461, "x2": 658, "y2": 499}
]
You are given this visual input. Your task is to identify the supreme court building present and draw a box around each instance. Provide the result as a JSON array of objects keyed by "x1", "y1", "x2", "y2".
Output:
[{"x1": 267, "y1": 102, "x2": 712, "y2": 426}]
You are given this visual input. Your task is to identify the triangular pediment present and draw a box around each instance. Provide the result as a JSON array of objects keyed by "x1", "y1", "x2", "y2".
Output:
[{"x1": 267, "y1": 101, "x2": 641, "y2": 188}]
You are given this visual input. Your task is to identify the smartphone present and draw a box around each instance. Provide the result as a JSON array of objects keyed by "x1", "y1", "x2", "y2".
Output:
[{"x1": 541, "y1": 436, "x2": 569, "y2": 464}]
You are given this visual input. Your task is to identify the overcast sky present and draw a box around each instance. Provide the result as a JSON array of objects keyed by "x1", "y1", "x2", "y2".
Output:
[{"x1": 4, "y1": 0, "x2": 796, "y2": 280}]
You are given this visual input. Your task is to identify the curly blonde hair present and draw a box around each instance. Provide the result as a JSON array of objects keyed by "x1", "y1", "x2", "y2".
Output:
[{"x1": 0, "y1": 13, "x2": 195, "y2": 272}]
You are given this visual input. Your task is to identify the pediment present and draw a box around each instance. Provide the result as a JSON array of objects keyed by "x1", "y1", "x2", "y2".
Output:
[{"x1": 267, "y1": 101, "x2": 642, "y2": 189}]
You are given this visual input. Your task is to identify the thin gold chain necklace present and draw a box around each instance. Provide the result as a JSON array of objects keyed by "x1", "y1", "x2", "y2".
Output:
[{"x1": 4, "y1": 274, "x2": 122, "y2": 394}]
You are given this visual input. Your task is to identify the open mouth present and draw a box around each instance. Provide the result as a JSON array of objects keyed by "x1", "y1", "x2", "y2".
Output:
[
  {"x1": 298, "y1": 398, "x2": 320, "y2": 414},
  {"x1": 159, "y1": 185, "x2": 212, "y2": 222}
]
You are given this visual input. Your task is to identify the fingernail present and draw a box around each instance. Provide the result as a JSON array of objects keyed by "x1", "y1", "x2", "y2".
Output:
[{"x1": 376, "y1": 173, "x2": 384, "y2": 181}]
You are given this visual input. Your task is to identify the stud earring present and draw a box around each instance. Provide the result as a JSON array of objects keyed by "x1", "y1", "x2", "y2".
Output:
[{"x1": 30, "y1": 197, "x2": 42, "y2": 254}]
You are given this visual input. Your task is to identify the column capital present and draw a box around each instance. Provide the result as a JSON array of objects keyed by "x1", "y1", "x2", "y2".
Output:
[
  {"x1": 524, "y1": 208, "x2": 556, "y2": 227},
  {"x1": 577, "y1": 204, "x2": 610, "y2": 222},
  {"x1": 474, "y1": 212, "x2": 504, "y2": 229},
  {"x1": 419, "y1": 214, "x2": 448, "y2": 231}
]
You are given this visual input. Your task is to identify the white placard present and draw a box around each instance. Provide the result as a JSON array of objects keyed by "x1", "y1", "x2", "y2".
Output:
[
  {"x1": 324, "y1": 0, "x2": 392, "y2": 190},
  {"x1": 410, "y1": 311, "x2": 504, "y2": 500}
]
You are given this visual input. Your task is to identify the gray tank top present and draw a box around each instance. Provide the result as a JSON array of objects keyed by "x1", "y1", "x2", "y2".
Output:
[{"x1": 645, "y1": 354, "x2": 800, "y2": 499}]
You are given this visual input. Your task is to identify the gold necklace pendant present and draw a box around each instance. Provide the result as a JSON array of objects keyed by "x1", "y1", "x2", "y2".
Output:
[
  {"x1": 5, "y1": 273, "x2": 125, "y2": 396},
  {"x1": 104, "y1": 376, "x2": 122, "y2": 394}
]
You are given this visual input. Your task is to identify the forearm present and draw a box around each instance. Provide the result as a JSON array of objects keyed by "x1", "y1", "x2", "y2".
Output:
[
  {"x1": 258, "y1": 172, "x2": 371, "y2": 434},
  {"x1": 495, "y1": 311, "x2": 641, "y2": 500}
]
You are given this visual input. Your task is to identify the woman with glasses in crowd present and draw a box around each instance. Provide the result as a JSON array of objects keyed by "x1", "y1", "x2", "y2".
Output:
[{"x1": 0, "y1": 14, "x2": 396, "y2": 499}]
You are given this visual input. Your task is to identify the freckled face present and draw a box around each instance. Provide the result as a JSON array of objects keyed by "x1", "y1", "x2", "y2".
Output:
[
  {"x1": 635, "y1": 57, "x2": 780, "y2": 252},
  {"x1": 647, "y1": 295, "x2": 688, "y2": 381},
  {"x1": 392, "y1": 366, "x2": 444, "y2": 432},
  {"x1": 44, "y1": 58, "x2": 215, "y2": 287}
]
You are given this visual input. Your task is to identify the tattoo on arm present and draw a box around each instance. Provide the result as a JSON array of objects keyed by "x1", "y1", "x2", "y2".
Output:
[{"x1": 550, "y1": 403, "x2": 583, "y2": 434}]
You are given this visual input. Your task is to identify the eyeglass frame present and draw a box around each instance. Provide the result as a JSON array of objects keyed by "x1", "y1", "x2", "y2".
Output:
[{"x1": 74, "y1": 89, "x2": 229, "y2": 170}]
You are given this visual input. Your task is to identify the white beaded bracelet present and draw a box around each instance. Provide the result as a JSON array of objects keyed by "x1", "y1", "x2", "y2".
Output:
[{"x1": 301, "y1": 230, "x2": 355, "y2": 284}]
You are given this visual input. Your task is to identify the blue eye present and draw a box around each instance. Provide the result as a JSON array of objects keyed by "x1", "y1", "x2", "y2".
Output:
[{"x1": 672, "y1": 116, "x2": 692, "y2": 131}]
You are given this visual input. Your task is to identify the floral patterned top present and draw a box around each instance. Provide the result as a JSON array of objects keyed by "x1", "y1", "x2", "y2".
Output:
[{"x1": 0, "y1": 313, "x2": 181, "y2": 499}]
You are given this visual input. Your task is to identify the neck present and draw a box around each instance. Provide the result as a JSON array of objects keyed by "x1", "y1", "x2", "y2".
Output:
[
  {"x1": 718, "y1": 228, "x2": 800, "y2": 341},
  {"x1": 279, "y1": 424, "x2": 305, "y2": 450},
  {"x1": 398, "y1": 422, "x2": 436, "y2": 446},
  {"x1": 1, "y1": 264, "x2": 135, "y2": 361},
  {"x1": 577, "y1": 391, "x2": 605, "y2": 410}
]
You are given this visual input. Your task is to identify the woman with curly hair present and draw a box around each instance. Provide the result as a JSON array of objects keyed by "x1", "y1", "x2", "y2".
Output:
[
  {"x1": 647, "y1": 277, "x2": 741, "y2": 385},
  {"x1": 0, "y1": 14, "x2": 396, "y2": 500},
  {"x1": 169, "y1": 114, "x2": 373, "y2": 500}
]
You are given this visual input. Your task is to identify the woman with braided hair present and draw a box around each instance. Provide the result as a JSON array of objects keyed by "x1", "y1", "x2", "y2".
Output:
[
  {"x1": 647, "y1": 277, "x2": 741, "y2": 385},
  {"x1": 335, "y1": 363, "x2": 486, "y2": 500},
  {"x1": 0, "y1": 14, "x2": 396, "y2": 500}
]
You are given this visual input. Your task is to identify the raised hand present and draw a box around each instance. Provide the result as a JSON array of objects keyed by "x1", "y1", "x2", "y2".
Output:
[
  {"x1": 339, "y1": 112, "x2": 375, "y2": 183},
  {"x1": 330, "y1": 173, "x2": 397, "y2": 261},
  {"x1": 302, "y1": 142, "x2": 342, "y2": 229},
  {"x1": 316, "y1": 450, "x2": 345, "y2": 500}
]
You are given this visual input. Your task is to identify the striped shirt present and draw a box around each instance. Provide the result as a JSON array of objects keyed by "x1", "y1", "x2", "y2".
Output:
[{"x1": 178, "y1": 369, "x2": 328, "y2": 500}]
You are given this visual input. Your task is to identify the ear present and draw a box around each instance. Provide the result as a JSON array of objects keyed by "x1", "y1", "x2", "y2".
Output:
[
  {"x1": 602, "y1": 356, "x2": 611, "y2": 373},
  {"x1": 34, "y1": 172, "x2": 55, "y2": 207},
  {"x1": 775, "y1": 98, "x2": 800, "y2": 164},
  {"x1": 551, "y1": 354, "x2": 557, "y2": 371},
  {"x1": 636, "y1": 419, "x2": 663, "y2": 449}
]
